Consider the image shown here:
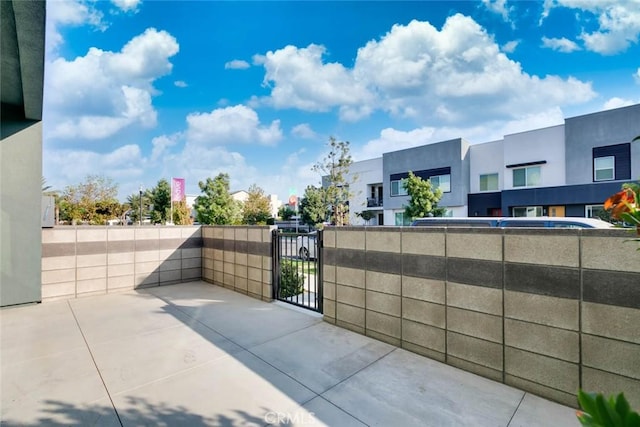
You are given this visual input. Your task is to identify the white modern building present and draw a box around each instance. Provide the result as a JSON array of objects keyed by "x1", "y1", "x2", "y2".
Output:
[
  {"x1": 343, "y1": 157, "x2": 383, "y2": 225},
  {"x1": 345, "y1": 103, "x2": 640, "y2": 225}
]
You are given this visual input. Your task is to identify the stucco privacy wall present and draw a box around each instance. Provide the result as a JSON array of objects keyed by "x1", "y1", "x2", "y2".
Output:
[
  {"x1": 201, "y1": 226, "x2": 273, "y2": 301},
  {"x1": 323, "y1": 226, "x2": 640, "y2": 408},
  {"x1": 41, "y1": 226, "x2": 202, "y2": 300}
]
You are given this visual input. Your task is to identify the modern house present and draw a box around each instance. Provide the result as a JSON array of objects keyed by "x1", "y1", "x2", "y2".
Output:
[
  {"x1": 346, "y1": 157, "x2": 383, "y2": 225},
  {"x1": 345, "y1": 103, "x2": 640, "y2": 225},
  {"x1": 382, "y1": 138, "x2": 471, "y2": 225}
]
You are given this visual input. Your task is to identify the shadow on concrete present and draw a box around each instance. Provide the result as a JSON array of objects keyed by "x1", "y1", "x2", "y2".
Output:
[{"x1": 1, "y1": 396, "x2": 269, "y2": 427}]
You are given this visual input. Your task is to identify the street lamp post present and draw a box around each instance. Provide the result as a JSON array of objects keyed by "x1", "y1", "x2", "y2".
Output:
[{"x1": 139, "y1": 185, "x2": 143, "y2": 226}]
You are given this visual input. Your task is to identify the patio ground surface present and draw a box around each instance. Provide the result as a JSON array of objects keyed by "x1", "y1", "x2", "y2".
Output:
[{"x1": 1, "y1": 281, "x2": 579, "y2": 426}]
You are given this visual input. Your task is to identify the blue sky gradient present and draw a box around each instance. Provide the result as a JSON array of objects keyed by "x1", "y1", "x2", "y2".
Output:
[{"x1": 43, "y1": 0, "x2": 640, "y2": 202}]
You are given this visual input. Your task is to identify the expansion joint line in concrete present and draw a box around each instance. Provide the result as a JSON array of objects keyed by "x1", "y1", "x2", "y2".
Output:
[{"x1": 67, "y1": 300, "x2": 124, "y2": 427}]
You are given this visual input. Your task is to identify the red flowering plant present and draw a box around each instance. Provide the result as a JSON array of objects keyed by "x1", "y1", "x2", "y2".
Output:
[{"x1": 604, "y1": 182, "x2": 640, "y2": 242}]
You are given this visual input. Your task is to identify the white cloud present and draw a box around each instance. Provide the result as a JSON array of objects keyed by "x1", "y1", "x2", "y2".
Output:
[
  {"x1": 542, "y1": 1, "x2": 640, "y2": 54},
  {"x1": 355, "y1": 127, "x2": 437, "y2": 160},
  {"x1": 45, "y1": 28, "x2": 179, "y2": 140},
  {"x1": 46, "y1": 0, "x2": 106, "y2": 53},
  {"x1": 603, "y1": 97, "x2": 637, "y2": 110},
  {"x1": 43, "y1": 144, "x2": 145, "y2": 196},
  {"x1": 356, "y1": 108, "x2": 565, "y2": 160},
  {"x1": 253, "y1": 15, "x2": 594, "y2": 128},
  {"x1": 541, "y1": 36, "x2": 581, "y2": 52},
  {"x1": 501, "y1": 40, "x2": 520, "y2": 53},
  {"x1": 255, "y1": 44, "x2": 374, "y2": 118},
  {"x1": 174, "y1": 80, "x2": 188, "y2": 88},
  {"x1": 225, "y1": 59, "x2": 251, "y2": 70},
  {"x1": 482, "y1": 0, "x2": 513, "y2": 23},
  {"x1": 151, "y1": 133, "x2": 182, "y2": 162},
  {"x1": 185, "y1": 105, "x2": 282, "y2": 146},
  {"x1": 170, "y1": 145, "x2": 315, "y2": 202},
  {"x1": 111, "y1": 0, "x2": 141, "y2": 12},
  {"x1": 291, "y1": 123, "x2": 317, "y2": 139},
  {"x1": 353, "y1": 16, "x2": 595, "y2": 124}
]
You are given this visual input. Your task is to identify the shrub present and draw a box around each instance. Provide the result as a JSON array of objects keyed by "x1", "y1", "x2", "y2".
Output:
[{"x1": 279, "y1": 260, "x2": 304, "y2": 298}]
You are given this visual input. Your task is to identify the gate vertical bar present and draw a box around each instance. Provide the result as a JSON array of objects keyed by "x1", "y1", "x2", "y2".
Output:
[
  {"x1": 317, "y1": 229, "x2": 323, "y2": 313},
  {"x1": 271, "y1": 229, "x2": 279, "y2": 300}
]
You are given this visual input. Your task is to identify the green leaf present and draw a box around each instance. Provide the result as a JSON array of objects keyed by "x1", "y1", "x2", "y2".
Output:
[
  {"x1": 624, "y1": 411, "x2": 640, "y2": 427},
  {"x1": 615, "y1": 394, "x2": 631, "y2": 421},
  {"x1": 619, "y1": 212, "x2": 640, "y2": 226},
  {"x1": 595, "y1": 393, "x2": 622, "y2": 427},
  {"x1": 579, "y1": 390, "x2": 600, "y2": 421}
]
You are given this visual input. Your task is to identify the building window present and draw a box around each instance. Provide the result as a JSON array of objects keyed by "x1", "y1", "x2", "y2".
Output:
[
  {"x1": 586, "y1": 204, "x2": 605, "y2": 219},
  {"x1": 430, "y1": 174, "x2": 451, "y2": 192},
  {"x1": 513, "y1": 166, "x2": 541, "y2": 187},
  {"x1": 390, "y1": 179, "x2": 408, "y2": 196},
  {"x1": 394, "y1": 211, "x2": 411, "y2": 226},
  {"x1": 592, "y1": 143, "x2": 630, "y2": 181},
  {"x1": 513, "y1": 206, "x2": 543, "y2": 217},
  {"x1": 479, "y1": 173, "x2": 499, "y2": 192},
  {"x1": 594, "y1": 156, "x2": 615, "y2": 181}
]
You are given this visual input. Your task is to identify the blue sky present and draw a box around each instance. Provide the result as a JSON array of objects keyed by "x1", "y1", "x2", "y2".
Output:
[{"x1": 43, "y1": 0, "x2": 640, "y2": 203}]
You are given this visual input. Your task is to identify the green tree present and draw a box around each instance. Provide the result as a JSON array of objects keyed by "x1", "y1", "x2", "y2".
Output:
[
  {"x1": 172, "y1": 200, "x2": 193, "y2": 225},
  {"x1": 149, "y1": 179, "x2": 171, "y2": 224},
  {"x1": 242, "y1": 184, "x2": 272, "y2": 225},
  {"x1": 299, "y1": 185, "x2": 328, "y2": 226},
  {"x1": 312, "y1": 137, "x2": 355, "y2": 226},
  {"x1": 59, "y1": 175, "x2": 121, "y2": 225},
  {"x1": 126, "y1": 191, "x2": 151, "y2": 224},
  {"x1": 356, "y1": 210, "x2": 376, "y2": 225},
  {"x1": 194, "y1": 173, "x2": 240, "y2": 225},
  {"x1": 278, "y1": 205, "x2": 295, "y2": 221},
  {"x1": 403, "y1": 171, "x2": 446, "y2": 220}
]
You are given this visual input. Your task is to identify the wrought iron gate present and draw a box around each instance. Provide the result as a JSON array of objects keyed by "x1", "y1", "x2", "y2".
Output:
[{"x1": 272, "y1": 229, "x2": 322, "y2": 313}]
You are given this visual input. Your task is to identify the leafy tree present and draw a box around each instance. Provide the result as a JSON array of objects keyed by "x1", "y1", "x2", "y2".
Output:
[
  {"x1": 172, "y1": 200, "x2": 193, "y2": 225},
  {"x1": 356, "y1": 210, "x2": 376, "y2": 225},
  {"x1": 403, "y1": 171, "x2": 446, "y2": 220},
  {"x1": 278, "y1": 205, "x2": 295, "y2": 221},
  {"x1": 59, "y1": 175, "x2": 122, "y2": 225},
  {"x1": 299, "y1": 185, "x2": 328, "y2": 226},
  {"x1": 194, "y1": 173, "x2": 240, "y2": 225},
  {"x1": 242, "y1": 184, "x2": 272, "y2": 225},
  {"x1": 149, "y1": 179, "x2": 171, "y2": 224},
  {"x1": 312, "y1": 137, "x2": 355, "y2": 226},
  {"x1": 127, "y1": 191, "x2": 151, "y2": 224}
]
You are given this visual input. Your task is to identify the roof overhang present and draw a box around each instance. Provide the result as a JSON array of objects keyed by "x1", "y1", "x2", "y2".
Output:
[{"x1": 1, "y1": 0, "x2": 46, "y2": 136}]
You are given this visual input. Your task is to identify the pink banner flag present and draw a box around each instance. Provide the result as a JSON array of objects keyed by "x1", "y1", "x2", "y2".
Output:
[{"x1": 172, "y1": 178, "x2": 185, "y2": 202}]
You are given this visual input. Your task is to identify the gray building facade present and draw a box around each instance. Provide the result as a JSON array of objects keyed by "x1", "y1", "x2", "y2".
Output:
[
  {"x1": 382, "y1": 138, "x2": 470, "y2": 224},
  {"x1": 565, "y1": 103, "x2": 640, "y2": 186}
]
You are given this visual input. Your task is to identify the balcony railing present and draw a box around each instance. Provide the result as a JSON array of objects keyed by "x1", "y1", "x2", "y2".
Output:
[{"x1": 367, "y1": 198, "x2": 383, "y2": 207}]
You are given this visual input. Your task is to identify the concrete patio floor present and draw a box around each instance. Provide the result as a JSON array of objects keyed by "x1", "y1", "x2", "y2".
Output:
[{"x1": 1, "y1": 281, "x2": 579, "y2": 426}]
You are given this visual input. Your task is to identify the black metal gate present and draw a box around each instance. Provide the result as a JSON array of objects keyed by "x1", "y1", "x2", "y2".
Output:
[{"x1": 272, "y1": 229, "x2": 322, "y2": 313}]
